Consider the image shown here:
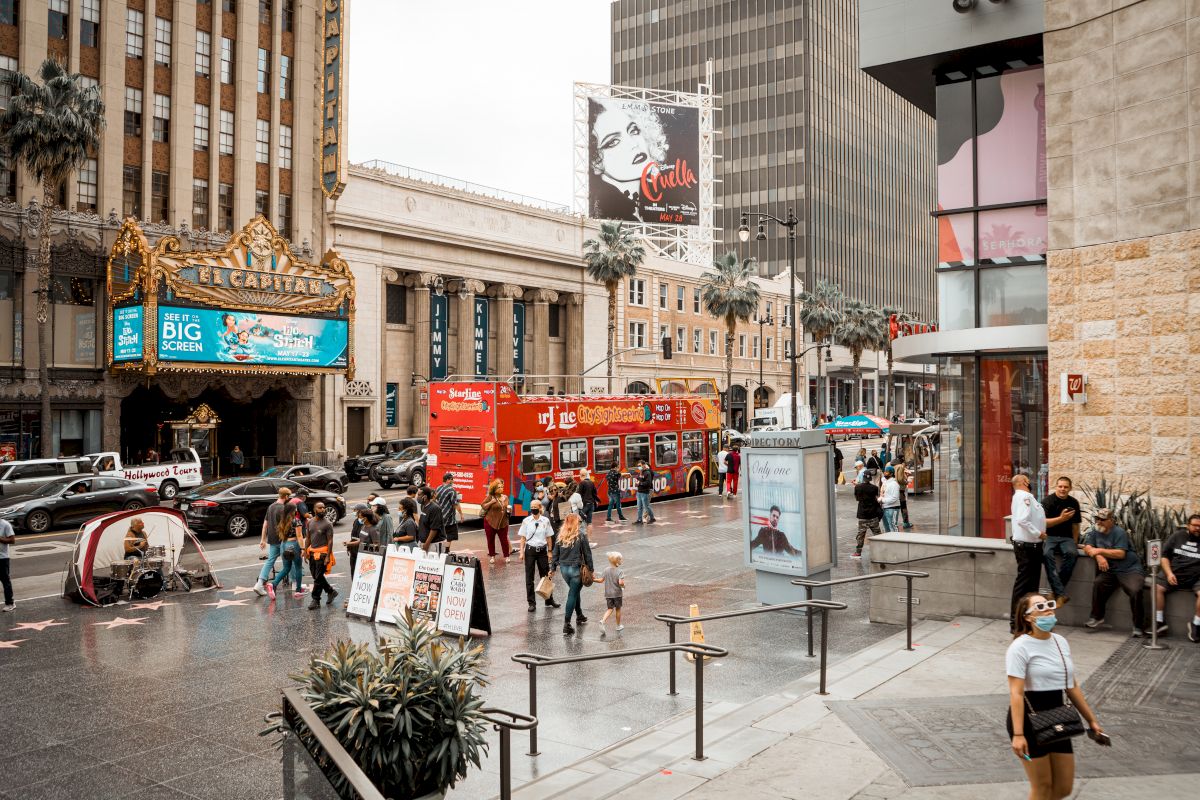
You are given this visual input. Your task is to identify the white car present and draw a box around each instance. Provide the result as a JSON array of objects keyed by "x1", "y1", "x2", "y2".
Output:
[{"x1": 88, "y1": 447, "x2": 204, "y2": 501}]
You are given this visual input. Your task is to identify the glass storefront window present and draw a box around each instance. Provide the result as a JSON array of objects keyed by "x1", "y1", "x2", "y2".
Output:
[
  {"x1": 938, "y1": 212, "x2": 974, "y2": 266},
  {"x1": 935, "y1": 79, "x2": 973, "y2": 211},
  {"x1": 978, "y1": 208, "x2": 1046, "y2": 261},
  {"x1": 0, "y1": 270, "x2": 15, "y2": 364},
  {"x1": 51, "y1": 276, "x2": 97, "y2": 368},
  {"x1": 979, "y1": 265, "x2": 1047, "y2": 327},
  {"x1": 937, "y1": 271, "x2": 975, "y2": 331},
  {"x1": 975, "y1": 68, "x2": 1046, "y2": 206},
  {"x1": 938, "y1": 358, "x2": 977, "y2": 538},
  {"x1": 52, "y1": 409, "x2": 102, "y2": 456}
]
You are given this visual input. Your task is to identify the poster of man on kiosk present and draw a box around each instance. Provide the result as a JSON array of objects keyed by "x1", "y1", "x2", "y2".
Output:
[{"x1": 745, "y1": 451, "x2": 807, "y2": 573}]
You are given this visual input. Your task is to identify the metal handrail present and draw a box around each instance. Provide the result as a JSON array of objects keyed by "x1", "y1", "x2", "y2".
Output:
[
  {"x1": 511, "y1": 642, "x2": 729, "y2": 761},
  {"x1": 654, "y1": 599, "x2": 847, "y2": 696},
  {"x1": 480, "y1": 708, "x2": 538, "y2": 800},
  {"x1": 871, "y1": 547, "x2": 995, "y2": 568},
  {"x1": 792, "y1": 570, "x2": 930, "y2": 652},
  {"x1": 281, "y1": 688, "x2": 386, "y2": 800}
]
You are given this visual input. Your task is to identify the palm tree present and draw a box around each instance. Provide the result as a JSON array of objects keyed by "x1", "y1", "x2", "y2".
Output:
[
  {"x1": 878, "y1": 304, "x2": 910, "y2": 419},
  {"x1": 0, "y1": 59, "x2": 104, "y2": 457},
  {"x1": 834, "y1": 299, "x2": 884, "y2": 412},
  {"x1": 582, "y1": 221, "x2": 646, "y2": 393},
  {"x1": 798, "y1": 280, "x2": 843, "y2": 417},
  {"x1": 701, "y1": 252, "x2": 760, "y2": 431}
]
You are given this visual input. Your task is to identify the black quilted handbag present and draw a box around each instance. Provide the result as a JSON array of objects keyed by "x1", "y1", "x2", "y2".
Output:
[{"x1": 1024, "y1": 637, "x2": 1085, "y2": 746}]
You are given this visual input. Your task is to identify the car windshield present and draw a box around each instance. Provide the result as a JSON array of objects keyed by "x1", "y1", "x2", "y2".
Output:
[
  {"x1": 188, "y1": 478, "x2": 245, "y2": 498},
  {"x1": 259, "y1": 467, "x2": 286, "y2": 476},
  {"x1": 31, "y1": 478, "x2": 76, "y2": 497},
  {"x1": 395, "y1": 446, "x2": 424, "y2": 461},
  {"x1": 364, "y1": 443, "x2": 387, "y2": 455}
]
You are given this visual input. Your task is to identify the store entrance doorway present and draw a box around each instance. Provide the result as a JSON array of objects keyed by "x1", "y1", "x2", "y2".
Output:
[{"x1": 118, "y1": 385, "x2": 295, "y2": 477}]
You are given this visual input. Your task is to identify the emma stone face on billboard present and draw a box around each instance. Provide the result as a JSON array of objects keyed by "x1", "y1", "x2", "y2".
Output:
[{"x1": 590, "y1": 99, "x2": 668, "y2": 188}]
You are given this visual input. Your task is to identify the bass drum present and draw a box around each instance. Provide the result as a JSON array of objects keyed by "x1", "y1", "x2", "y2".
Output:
[{"x1": 132, "y1": 570, "x2": 164, "y2": 600}]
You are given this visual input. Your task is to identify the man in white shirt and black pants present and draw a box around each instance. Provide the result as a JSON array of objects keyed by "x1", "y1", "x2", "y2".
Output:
[
  {"x1": 1009, "y1": 473, "x2": 1047, "y2": 632},
  {"x1": 518, "y1": 500, "x2": 560, "y2": 613}
]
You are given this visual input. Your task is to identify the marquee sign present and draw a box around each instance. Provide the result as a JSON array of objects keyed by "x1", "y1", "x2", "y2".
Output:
[
  {"x1": 321, "y1": 0, "x2": 349, "y2": 199},
  {"x1": 105, "y1": 216, "x2": 355, "y2": 378}
]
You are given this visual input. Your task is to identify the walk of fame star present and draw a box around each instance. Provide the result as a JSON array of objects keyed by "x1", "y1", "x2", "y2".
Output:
[
  {"x1": 93, "y1": 617, "x2": 148, "y2": 629},
  {"x1": 0, "y1": 639, "x2": 26, "y2": 648},
  {"x1": 220, "y1": 586, "x2": 262, "y2": 596},
  {"x1": 130, "y1": 600, "x2": 172, "y2": 611},
  {"x1": 203, "y1": 598, "x2": 249, "y2": 609},
  {"x1": 11, "y1": 619, "x2": 67, "y2": 632}
]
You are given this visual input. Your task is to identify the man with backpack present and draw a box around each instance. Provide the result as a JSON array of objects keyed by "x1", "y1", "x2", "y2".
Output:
[{"x1": 853, "y1": 470, "x2": 882, "y2": 559}]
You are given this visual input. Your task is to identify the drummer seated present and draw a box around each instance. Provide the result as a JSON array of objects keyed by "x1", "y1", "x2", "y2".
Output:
[{"x1": 124, "y1": 519, "x2": 149, "y2": 558}]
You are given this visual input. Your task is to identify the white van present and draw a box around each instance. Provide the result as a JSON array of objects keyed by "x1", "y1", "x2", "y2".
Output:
[{"x1": 0, "y1": 456, "x2": 96, "y2": 497}]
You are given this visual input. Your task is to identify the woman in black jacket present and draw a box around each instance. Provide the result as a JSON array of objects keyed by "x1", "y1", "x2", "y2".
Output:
[{"x1": 550, "y1": 513, "x2": 594, "y2": 635}]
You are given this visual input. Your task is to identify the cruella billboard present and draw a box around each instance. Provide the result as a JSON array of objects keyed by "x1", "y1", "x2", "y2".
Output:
[{"x1": 587, "y1": 97, "x2": 700, "y2": 226}]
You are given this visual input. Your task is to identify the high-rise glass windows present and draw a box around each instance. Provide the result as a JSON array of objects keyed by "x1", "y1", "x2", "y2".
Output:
[
  {"x1": 279, "y1": 125, "x2": 292, "y2": 169},
  {"x1": 77, "y1": 158, "x2": 97, "y2": 212},
  {"x1": 192, "y1": 179, "x2": 209, "y2": 230},
  {"x1": 123, "y1": 166, "x2": 142, "y2": 218},
  {"x1": 220, "y1": 37, "x2": 234, "y2": 84},
  {"x1": 259, "y1": 0, "x2": 271, "y2": 25},
  {"x1": 0, "y1": 154, "x2": 15, "y2": 200},
  {"x1": 48, "y1": 0, "x2": 68, "y2": 39},
  {"x1": 0, "y1": 0, "x2": 16, "y2": 26},
  {"x1": 194, "y1": 104, "x2": 209, "y2": 151},
  {"x1": 125, "y1": 9, "x2": 145, "y2": 58},
  {"x1": 80, "y1": 0, "x2": 100, "y2": 46},
  {"x1": 255, "y1": 119, "x2": 270, "y2": 163},
  {"x1": 218, "y1": 110, "x2": 234, "y2": 155},
  {"x1": 279, "y1": 55, "x2": 291, "y2": 100},
  {"x1": 152, "y1": 94, "x2": 170, "y2": 143},
  {"x1": 278, "y1": 194, "x2": 292, "y2": 236},
  {"x1": 217, "y1": 183, "x2": 233, "y2": 232},
  {"x1": 124, "y1": 87, "x2": 143, "y2": 137},
  {"x1": 154, "y1": 17, "x2": 171, "y2": 66},
  {"x1": 282, "y1": 0, "x2": 293, "y2": 32},
  {"x1": 0, "y1": 55, "x2": 15, "y2": 110},
  {"x1": 196, "y1": 31, "x2": 211, "y2": 77},
  {"x1": 255, "y1": 189, "x2": 269, "y2": 218},
  {"x1": 256, "y1": 48, "x2": 270, "y2": 94},
  {"x1": 150, "y1": 172, "x2": 169, "y2": 222}
]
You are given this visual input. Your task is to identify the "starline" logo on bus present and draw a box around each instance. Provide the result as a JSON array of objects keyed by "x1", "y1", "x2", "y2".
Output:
[{"x1": 446, "y1": 387, "x2": 483, "y2": 402}]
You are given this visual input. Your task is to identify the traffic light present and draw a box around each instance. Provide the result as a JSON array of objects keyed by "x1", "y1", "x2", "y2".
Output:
[{"x1": 662, "y1": 335, "x2": 673, "y2": 360}]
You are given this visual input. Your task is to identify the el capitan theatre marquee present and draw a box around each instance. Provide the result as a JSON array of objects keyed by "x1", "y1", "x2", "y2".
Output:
[{"x1": 105, "y1": 216, "x2": 355, "y2": 378}]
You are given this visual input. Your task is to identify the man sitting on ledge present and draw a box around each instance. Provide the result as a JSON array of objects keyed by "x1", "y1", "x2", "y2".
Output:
[
  {"x1": 1082, "y1": 508, "x2": 1147, "y2": 637},
  {"x1": 1155, "y1": 513, "x2": 1200, "y2": 642}
]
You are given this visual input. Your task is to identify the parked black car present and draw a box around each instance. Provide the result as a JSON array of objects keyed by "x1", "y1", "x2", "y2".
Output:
[
  {"x1": 0, "y1": 476, "x2": 159, "y2": 534},
  {"x1": 375, "y1": 445, "x2": 428, "y2": 490},
  {"x1": 257, "y1": 464, "x2": 349, "y2": 494},
  {"x1": 177, "y1": 477, "x2": 346, "y2": 538},
  {"x1": 343, "y1": 438, "x2": 424, "y2": 483}
]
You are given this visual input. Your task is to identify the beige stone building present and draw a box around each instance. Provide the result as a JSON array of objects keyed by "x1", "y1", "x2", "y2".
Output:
[{"x1": 1042, "y1": 0, "x2": 1200, "y2": 511}]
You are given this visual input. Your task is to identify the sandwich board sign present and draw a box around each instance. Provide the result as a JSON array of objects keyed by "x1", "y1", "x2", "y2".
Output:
[{"x1": 346, "y1": 546, "x2": 385, "y2": 619}]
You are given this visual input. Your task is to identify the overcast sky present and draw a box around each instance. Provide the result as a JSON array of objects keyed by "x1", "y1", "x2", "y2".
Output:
[{"x1": 348, "y1": 1, "x2": 613, "y2": 207}]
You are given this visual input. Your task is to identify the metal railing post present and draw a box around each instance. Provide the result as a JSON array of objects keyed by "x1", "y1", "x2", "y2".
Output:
[
  {"x1": 805, "y1": 584, "x2": 815, "y2": 658},
  {"x1": 818, "y1": 607, "x2": 830, "y2": 696},
  {"x1": 668, "y1": 622, "x2": 678, "y2": 695},
  {"x1": 905, "y1": 574, "x2": 915, "y2": 651},
  {"x1": 527, "y1": 665, "x2": 539, "y2": 756},
  {"x1": 497, "y1": 725, "x2": 512, "y2": 800},
  {"x1": 694, "y1": 651, "x2": 705, "y2": 761}
]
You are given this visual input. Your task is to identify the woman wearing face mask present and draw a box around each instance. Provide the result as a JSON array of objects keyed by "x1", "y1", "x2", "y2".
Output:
[{"x1": 1006, "y1": 594, "x2": 1104, "y2": 800}]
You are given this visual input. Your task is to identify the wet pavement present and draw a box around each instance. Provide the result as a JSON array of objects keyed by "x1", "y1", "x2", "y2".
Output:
[{"x1": 0, "y1": 463, "x2": 927, "y2": 800}]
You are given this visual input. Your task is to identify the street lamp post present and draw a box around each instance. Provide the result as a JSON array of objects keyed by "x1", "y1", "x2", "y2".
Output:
[{"x1": 740, "y1": 209, "x2": 799, "y2": 430}]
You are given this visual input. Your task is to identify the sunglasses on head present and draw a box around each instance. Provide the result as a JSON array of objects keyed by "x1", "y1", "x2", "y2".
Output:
[{"x1": 1026, "y1": 600, "x2": 1057, "y2": 613}]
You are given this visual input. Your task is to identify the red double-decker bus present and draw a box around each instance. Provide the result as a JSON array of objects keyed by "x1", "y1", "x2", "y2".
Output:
[{"x1": 427, "y1": 382, "x2": 722, "y2": 515}]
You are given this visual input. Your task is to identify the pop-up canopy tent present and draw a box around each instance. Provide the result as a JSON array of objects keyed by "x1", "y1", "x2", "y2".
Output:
[
  {"x1": 63, "y1": 507, "x2": 221, "y2": 606},
  {"x1": 818, "y1": 413, "x2": 891, "y2": 438}
]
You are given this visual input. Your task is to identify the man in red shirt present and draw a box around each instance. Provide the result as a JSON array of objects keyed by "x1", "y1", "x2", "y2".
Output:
[{"x1": 726, "y1": 445, "x2": 742, "y2": 499}]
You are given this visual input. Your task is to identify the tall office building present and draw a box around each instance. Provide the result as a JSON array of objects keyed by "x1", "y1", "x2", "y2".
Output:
[{"x1": 610, "y1": 0, "x2": 938, "y2": 321}]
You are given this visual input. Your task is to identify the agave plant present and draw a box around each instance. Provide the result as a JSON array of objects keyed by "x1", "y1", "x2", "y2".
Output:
[
  {"x1": 1079, "y1": 476, "x2": 1185, "y2": 555},
  {"x1": 273, "y1": 609, "x2": 489, "y2": 798}
]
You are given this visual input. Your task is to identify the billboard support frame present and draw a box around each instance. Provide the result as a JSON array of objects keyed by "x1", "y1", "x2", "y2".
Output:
[{"x1": 574, "y1": 78, "x2": 718, "y2": 267}]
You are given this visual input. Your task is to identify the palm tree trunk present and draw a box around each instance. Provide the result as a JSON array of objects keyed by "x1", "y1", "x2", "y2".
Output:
[
  {"x1": 606, "y1": 282, "x2": 616, "y2": 394},
  {"x1": 37, "y1": 182, "x2": 53, "y2": 457},
  {"x1": 725, "y1": 321, "x2": 734, "y2": 432}
]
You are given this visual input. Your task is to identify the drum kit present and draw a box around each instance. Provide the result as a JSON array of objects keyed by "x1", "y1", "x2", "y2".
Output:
[{"x1": 109, "y1": 544, "x2": 194, "y2": 601}]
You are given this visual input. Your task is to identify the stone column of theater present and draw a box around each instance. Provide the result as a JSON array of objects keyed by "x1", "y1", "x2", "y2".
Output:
[
  {"x1": 524, "y1": 288, "x2": 558, "y2": 394},
  {"x1": 451, "y1": 279, "x2": 486, "y2": 381},
  {"x1": 562, "y1": 292, "x2": 584, "y2": 394},
  {"x1": 489, "y1": 284, "x2": 523, "y2": 387},
  {"x1": 407, "y1": 272, "x2": 438, "y2": 435}
]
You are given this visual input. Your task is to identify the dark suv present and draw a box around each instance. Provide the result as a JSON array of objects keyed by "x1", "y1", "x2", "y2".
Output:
[
  {"x1": 375, "y1": 445, "x2": 428, "y2": 490},
  {"x1": 343, "y1": 438, "x2": 424, "y2": 483}
]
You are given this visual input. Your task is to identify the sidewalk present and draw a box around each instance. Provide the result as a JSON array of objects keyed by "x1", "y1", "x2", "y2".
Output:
[{"x1": 501, "y1": 617, "x2": 1199, "y2": 799}]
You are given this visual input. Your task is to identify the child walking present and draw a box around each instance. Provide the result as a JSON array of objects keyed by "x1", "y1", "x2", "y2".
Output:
[{"x1": 596, "y1": 551, "x2": 625, "y2": 633}]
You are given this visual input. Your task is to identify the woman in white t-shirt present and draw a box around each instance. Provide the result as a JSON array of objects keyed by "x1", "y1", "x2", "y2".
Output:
[{"x1": 1006, "y1": 593, "x2": 1104, "y2": 800}]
